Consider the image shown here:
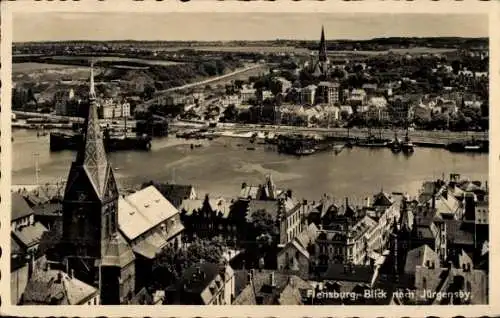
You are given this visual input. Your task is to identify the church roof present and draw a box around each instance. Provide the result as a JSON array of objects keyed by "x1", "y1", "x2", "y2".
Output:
[{"x1": 68, "y1": 65, "x2": 113, "y2": 200}]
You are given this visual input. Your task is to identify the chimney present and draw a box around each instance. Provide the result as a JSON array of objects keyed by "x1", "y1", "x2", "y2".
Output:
[
  {"x1": 286, "y1": 189, "x2": 292, "y2": 198},
  {"x1": 345, "y1": 197, "x2": 349, "y2": 208},
  {"x1": 365, "y1": 197, "x2": 370, "y2": 207},
  {"x1": 270, "y1": 272, "x2": 276, "y2": 287},
  {"x1": 70, "y1": 269, "x2": 75, "y2": 279},
  {"x1": 241, "y1": 182, "x2": 247, "y2": 189}
]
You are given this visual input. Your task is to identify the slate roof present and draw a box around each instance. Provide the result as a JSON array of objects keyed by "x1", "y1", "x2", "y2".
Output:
[
  {"x1": 146, "y1": 182, "x2": 194, "y2": 208},
  {"x1": 404, "y1": 245, "x2": 439, "y2": 275},
  {"x1": 12, "y1": 192, "x2": 34, "y2": 221},
  {"x1": 21, "y1": 269, "x2": 98, "y2": 305},
  {"x1": 12, "y1": 222, "x2": 48, "y2": 249},
  {"x1": 165, "y1": 262, "x2": 226, "y2": 305},
  {"x1": 443, "y1": 220, "x2": 475, "y2": 246},
  {"x1": 372, "y1": 192, "x2": 394, "y2": 207},
  {"x1": 233, "y1": 270, "x2": 311, "y2": 305},
  {"x1": 321, "y1": 264, "x2": 375, "y2": 284},
  {"x1": 32, "y1": 203, "x2": 62, "y2": 217}
]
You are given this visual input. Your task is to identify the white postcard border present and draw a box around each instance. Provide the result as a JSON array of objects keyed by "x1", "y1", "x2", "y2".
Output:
[{"x1": 1, "y1": 0, "x2": 499, "y2": 316}]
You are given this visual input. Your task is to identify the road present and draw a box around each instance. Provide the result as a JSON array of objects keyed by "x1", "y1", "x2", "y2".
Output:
[{"x1": 140, "y1": 63, "x2": 267, "y2": 108}]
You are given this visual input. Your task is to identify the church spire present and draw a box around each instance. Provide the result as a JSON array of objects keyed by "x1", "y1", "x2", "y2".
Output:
[
  {"x1": 74, "y1": 63, "x2": 109, "y2": 198},
  {"x1": 89, "y1": 60, "x2": 96, "y2": 100},
  {"x1": 319, "y1": 25, "x2": 328, "y2": 62}
]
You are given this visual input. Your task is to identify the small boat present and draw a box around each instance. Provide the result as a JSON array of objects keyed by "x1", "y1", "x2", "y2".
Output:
[
  {"x1": 357, "y1": 136, "x2": 388, "y2": 148},
  {"x1": 246, "y1": 146, "x2": 256, "y2": 151},
  {"x1": 295, "y1": 148, "x2": 316, "y2": 156},
  {"x1": 389, "y1": 133, "x2": 402, "y2": 153},
  {"x1": 401, "y1": 132, "x2": 415, "y2": 154},
  {"x1": 332, "y1": 144, "x2": 345, "y2": 155}
]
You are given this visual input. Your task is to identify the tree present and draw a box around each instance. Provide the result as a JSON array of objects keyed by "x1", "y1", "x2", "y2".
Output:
[
  {"x1": 251, "y1": 209, "x2": 278, "y2": 238},
  {"x1": 222, "y1": 104, "x2": 238, "y2": 122},
  {"x1": 152, "y1": 237, "x2": 225, "y2": 289}
]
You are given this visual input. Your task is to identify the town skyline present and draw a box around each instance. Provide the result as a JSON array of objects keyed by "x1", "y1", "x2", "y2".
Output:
[{"x1": 14, "y1": 12, "x2": 488, "y2": 42}]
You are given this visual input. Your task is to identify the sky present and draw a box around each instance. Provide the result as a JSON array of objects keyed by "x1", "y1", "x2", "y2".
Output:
[{"x1": 13, "y1": 12, "x2": 489, "y2": 42}]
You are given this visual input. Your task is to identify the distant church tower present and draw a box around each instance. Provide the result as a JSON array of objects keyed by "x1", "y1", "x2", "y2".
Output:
[
  {"x1": 312, "y1": 25, "x2": 330, "y2": 77},
  {"x1": 61, "y1": 62, "x2": 135, "y2": 304},
  {"x1": 319, "y1": 25, "x2": 328, "y2": 63}
]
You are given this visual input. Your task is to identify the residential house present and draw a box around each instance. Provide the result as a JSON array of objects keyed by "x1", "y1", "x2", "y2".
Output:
[
  {"x1": 362, "y1": 83, "x2": 378, "y2": 95},
  {"x1": 240, "y1": 86, "x2": 257, "y2": 103},
  {"x1": 165, "y1": 262, "x2": 235, "y2": 305},
  {"x1": 277, "y1": 223, "x2": 319, "y2": 276},
  {"x1": 222, "y1": 95, "x2": 241, "y2": 108},
  {"x1": 233, "y1": 269, "x2": 312, "y2": 305},
  {"x1": 413, "y1": 264, "x2": 488, "y2": 304},
  {"x1": 403, "y1": 245, "x2": 440, "y2": 281},
  {"x1": 12, "y1": 192, "x2": 36, "y2": 232},
  {"x1": 180, "y1": 195, "x2": 238, "y2": 242},
  {"x1": 348, "y1": 89, "x2": 367, "y2": 107},
  {"x1": 239, "y1": 174, "x2": 281, "y2": 201},
  {"x1": 20, "y1": 266, "x2": 99, "y2": 305}
]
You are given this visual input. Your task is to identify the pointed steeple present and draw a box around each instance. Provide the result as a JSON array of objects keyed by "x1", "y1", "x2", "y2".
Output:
[
  {"x1": 74, "y1": 63, "x2": 109, "y2": 198},
  {"x1": 89, "y1": 61, "x2": 96, "y2": 100},
  {"x1": 319, "y1": 25, "x2": 328, "y2": 63}
]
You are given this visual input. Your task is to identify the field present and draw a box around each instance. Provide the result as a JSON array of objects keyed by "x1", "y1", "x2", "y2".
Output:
[
  {"x1": 160, "y1": 46, "x2": 312, "y2": 54},
  {"x1": 46, "y1": 56, "x2": 182, "y2": 67},
  {"x1": 12, "y1": 62, "x2": 86, "y2": 73},
  {"x1": 157, "y1": 45, "x2": 456, "y2": 56}
]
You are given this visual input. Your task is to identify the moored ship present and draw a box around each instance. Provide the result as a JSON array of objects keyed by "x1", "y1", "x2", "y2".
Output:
[{"x1": 50, "y1": 129, "x2": 152, "y2": 152}]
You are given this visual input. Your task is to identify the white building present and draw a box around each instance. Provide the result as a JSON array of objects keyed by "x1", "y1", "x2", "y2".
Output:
[{"x1": 300, "y1": 85, "x2": 317, "y2": 106}]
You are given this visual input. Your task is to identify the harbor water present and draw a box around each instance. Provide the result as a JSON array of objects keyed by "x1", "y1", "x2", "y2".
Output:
[{"x1": 12, "y1": 129, "x2": 488, "y2": 202}]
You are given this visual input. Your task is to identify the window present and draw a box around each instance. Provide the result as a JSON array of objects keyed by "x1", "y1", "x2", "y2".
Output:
[
  {"x1": 422, "y1": 277, "x2": 427, "y2": 290},
  {"x1": 110, "y1": 213, "x2": 116, "y2": 233}
]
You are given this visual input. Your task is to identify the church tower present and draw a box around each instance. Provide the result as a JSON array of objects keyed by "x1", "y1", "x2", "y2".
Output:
[
  {"x1": 61, "y1": 62, "x2": 135, "y2": 304},
  {"x1": 312, "y1": 26, "x2": 330, "y2": 77},
  {"x1": 319, "y1": 25, "x2": 328, "y2": 63}
]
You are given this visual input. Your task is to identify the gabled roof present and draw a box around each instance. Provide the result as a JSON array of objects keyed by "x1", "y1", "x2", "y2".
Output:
[
  {"x1": 373, "y1": 192, "x2": 394, "y2": 207},
  {"x1": 404, "y1": 245, "x2": 438, "y2": 274},
  {"x1": 12, "y1": 192, "x2": 34, "y2": 221},
  {"x1": 119, "y1": 186, "x2": 180, "y2": 241},
  {"x1": 21, "y1": 269, "x2": 98, "y2": 305},
  {"x1": 233, "y1": 270, "x2": 311, "y2": 305},
  {"x1": 321, "y1": 264, "x2": 375, "y2": 284},
  {"x1": 12, "y1": 222, "x2": 48, "y2": 249},
  {"x1": 147, "y1": 182, "x2": 194, "y2": 208}
]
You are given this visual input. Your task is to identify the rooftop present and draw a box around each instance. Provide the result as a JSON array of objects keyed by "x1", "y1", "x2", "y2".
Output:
[
  {"x1": 21, "y1": 269, "x2": 98, "y2": 305},
  {"x1": 12, "y1": 222, "x2": 48, "y2": 249},
  {"x1": 12, "y1": 192, "x2": 34, "y2": 221}
]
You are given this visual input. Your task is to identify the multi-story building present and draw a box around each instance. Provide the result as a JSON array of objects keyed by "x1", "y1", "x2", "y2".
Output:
[
  {"x1": 300, "y1": 85, "x2": 317, "y2": 106},
  {"x1": 348, "y1": 89, "x2": 367, "y2": 107},
  {"x1": 317, "y1": 82, "x2": 340, "y2": 105},
  {"x1": 240, "y1": 86, "x2": 257, "y2": 103},
  {"x1": 165, "y1": 263, "x2": 235, "y2": 305}
]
